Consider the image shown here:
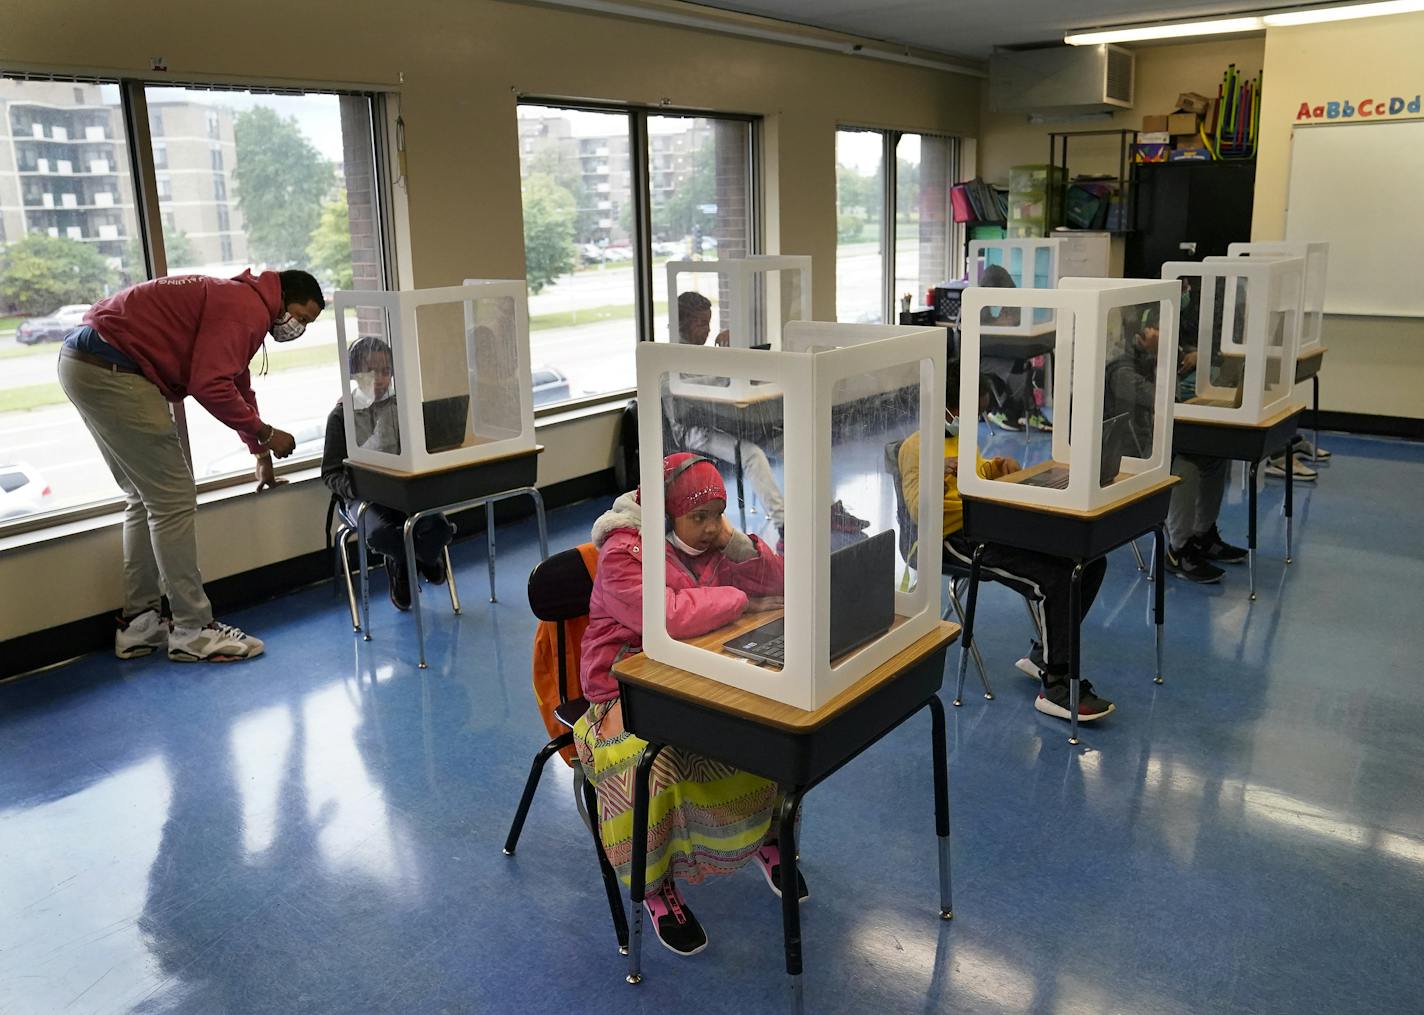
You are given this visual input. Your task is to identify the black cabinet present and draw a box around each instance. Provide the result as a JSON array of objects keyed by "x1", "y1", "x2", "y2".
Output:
[{"x1": 1125, "y1": 161, "x2": 1256, "y2": 279}]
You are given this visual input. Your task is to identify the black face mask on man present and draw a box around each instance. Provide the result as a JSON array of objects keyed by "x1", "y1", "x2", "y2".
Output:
[{"x1": 269, "y1": 312, "x2": 306, "y2": 343}]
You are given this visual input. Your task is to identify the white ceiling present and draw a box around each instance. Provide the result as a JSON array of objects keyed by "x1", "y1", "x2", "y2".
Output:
[{"x1": 686, "y1": 0, "x2": 1269, "y2": 58}]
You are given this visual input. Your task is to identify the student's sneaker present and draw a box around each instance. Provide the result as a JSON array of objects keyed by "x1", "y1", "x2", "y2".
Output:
[
  {"x1": 1014, "y1": 640, "x2": 1046, "y2": 680},
  {"x1": 1024, "y1": 409, "x2": 1053, "y2": 432},
  {"x1": 385, "y1": 555, "x2": 412, "y2": 610},
  {"x1": 115, "y1": 608, "x2": 169, "y2": 659},
  {"x1": 1299, "y1": 440, "x2": 1331, "y2": 461},
  {"x1": 168, "y1": 622, "x2": 265, "y2": 663},
  {"x1": 1034, "y1": 679, "x2": 1115, "y2": 722},
  {"x1": 985, "y1": 411, "x2": 1025, "y2": 432},
  {"x1": 1165, "y1": 541, "x2": 1225, "y2": 584},
  {"x1": 830, "y1": 499, "x2": 870, "y2": 533},
  {"x1": 755, "y1": 842, "x2": 810, "y2": 901},
  {"x1": 1264, "y1": 456, "x2": 1317, "y2": 481},
  {"x1": 1196, "y1": 525, "x2": 1248, "y2": 564},
  {"x1": 643, "y1": 882, "x2": 708, "y2": 956},
  {"x1": 416, "y1": 558, "x2": 447, "y2": 586}
]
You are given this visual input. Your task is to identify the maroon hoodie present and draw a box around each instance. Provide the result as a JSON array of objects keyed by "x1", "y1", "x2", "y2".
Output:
[{"x1": 85, "y1": 270, "x2": 282, "y2": 452}]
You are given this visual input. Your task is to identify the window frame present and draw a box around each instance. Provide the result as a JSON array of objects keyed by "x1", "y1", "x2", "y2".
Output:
[
  {"x1": 0, "y1": 70, "x2": 398, "y2": 538},
  {"x1": 836, "y1": 125, "x2": 962, "y2": 325},
  {"x1": 515, "y1": 97, "x2": 762, "y2": 418}
]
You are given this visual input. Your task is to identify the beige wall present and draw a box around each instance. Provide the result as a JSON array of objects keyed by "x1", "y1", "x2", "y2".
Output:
[
  {"x1": 1252, "y1": 15, "x2": 1424, "y2": 420},
  {"x1": 0, "y1": 0, "x2": 980, "y2": 642}
]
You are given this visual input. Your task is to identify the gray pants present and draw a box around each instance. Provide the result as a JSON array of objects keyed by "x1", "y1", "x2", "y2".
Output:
[
  {"x1": 672, "y1": 423, "x2": 785, "y2": 528},
  {"x1": 58, "y1": 353, "x2": 214, "y2": 629},
  {"x1": 1167, "y1": 454, "x2": 1228, "y2": 550}
]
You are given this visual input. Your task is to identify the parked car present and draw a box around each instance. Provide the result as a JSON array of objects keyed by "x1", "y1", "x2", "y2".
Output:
[
  {"x1": 199, "y1": 420, "x2": 327, "y2": 478},
  {"x1": 532, "y1": 366, "x2": 571, "y2": 407},
  {"x1": 15, "y1": 304, "x2": 91, "y2": 345},
  {"x1": 0, "y1": 462, "x2": 53, "y2": 520},
  {"x1": 600, "y1": 246, "x2": 634, "y2": 263}
]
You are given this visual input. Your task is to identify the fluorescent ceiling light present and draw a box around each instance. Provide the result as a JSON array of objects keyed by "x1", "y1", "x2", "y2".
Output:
[
  {"x1": 1263, "y1": 1, "x2": 1424, "y2": 26},
  {"x1": 1064, "y1": 16, "x2": 1264, "y2": 45}
]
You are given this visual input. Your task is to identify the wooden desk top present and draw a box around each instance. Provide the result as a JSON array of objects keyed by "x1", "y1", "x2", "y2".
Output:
[
  {"x1": 1298, "y1": 346, "x2": 1327, "y2": 363},
  {"x1": 678, "y1": 387, "x2": 784, "y2": 410},
  {"x1": 1173, "y1": 400, "x2": 1306, "y2": 432},
  {"x1": 963, "y1": 468, "x2": 1180, "y2": 520},
  {"x1": 346, "y1": 443, "x2": 543, "y2": 479},
  {"x1": 614, "y1": 617, "x2": 960, "y2": 733}
]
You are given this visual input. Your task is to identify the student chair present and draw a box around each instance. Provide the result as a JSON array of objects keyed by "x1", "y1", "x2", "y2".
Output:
[
  {"x1": 327, "y1": 493, "x2": 458, "y2": 631},
  {"x1": 503, "y1": 546, "x2": 629, "y2": 954}
]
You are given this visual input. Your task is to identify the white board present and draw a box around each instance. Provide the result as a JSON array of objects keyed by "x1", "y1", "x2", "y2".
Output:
[{"x1": 1285, "y1": 119, "x2": 1424, "y2": 318}]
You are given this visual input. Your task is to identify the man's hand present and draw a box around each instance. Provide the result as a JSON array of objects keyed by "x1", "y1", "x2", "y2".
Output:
[
  {"x1": 254, "y1": 454, "x2": 287, "y2": 492},
  {"x1": 266, "y1": 428, "x2": 296, "y2": 458},
  {"x1": 714, "y1": 329, "x2": 731, "y2": 347},
  {"x1": 944, "y1": 458, "x2": 959, "y2": 479},
  {"x1": 1180, "y1": 350, "x2": 1198, "y2": 375},
  {"x1": 1000, "y1": 456, "x2": 1021, "y2": 475}
]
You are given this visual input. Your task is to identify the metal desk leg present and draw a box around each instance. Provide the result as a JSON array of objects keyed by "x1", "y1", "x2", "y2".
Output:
[
  {"x1": 403, "y1": 516, "x2": 427, "y2": 669},
  {"x1": 1312, "y1": 375, "x2": 1321, "y2": 463},
  {"x1": 1068, "y1": 563, "x2": 1084, "y2": 745},
  {"x1": 444, "y1": 546, "x2": 461, "y2": 614},
  {"x1": 530, "y1": 486, "x2": 549, "y2": 560},
  {"x1": 626, "y1": 743, "x2": 665, "y2": 986},
  {"x1": 485, "y1": 501, "x2": 497, "y2": 603},
  {"x1": 733, "y1": 439, "x2": 747, "y2": 531},
  {"x1": 952, "y1": 545, "x2": 985, "y2": 707},
  {"x1": 1284, "y1": 438, "x2": 1295, "y2": 565},
  {"x1": 1130, "y1": 539, "x2": 1148, "y2": 575},
  {"x1": 1248, "y1": 460, "x2": 1260, "y2": 601},
  {"x1": 356, "y1": 501, "x2": 373, "y2": 641},
  {"x1": 1153, "y1": 525, "x2": 1166, "y2": 685},
  {"x1": 928, "y1": 694, "x2": 952, "y2": 920},
  {"x1": 777, "y1": 791, "x2": 806, "y2": 1015}
]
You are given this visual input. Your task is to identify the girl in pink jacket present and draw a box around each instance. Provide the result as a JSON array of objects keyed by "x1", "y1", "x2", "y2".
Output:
[{"x1": 573, "y1": 453, "x2": 799, "y2": 957}]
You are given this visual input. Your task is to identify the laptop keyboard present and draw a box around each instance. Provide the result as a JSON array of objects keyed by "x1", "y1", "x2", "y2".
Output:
[
  {"x1": 1022, "y1": 469, "x2": 1071, "y2": 489},
  {"x1": 757, "y1": 635, "x2": 785, "y2": 663}
]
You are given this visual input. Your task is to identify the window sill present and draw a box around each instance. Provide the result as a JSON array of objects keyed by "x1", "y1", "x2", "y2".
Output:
[{"x1": 0, "y1": 394, "x2": 631, "y2": 554}]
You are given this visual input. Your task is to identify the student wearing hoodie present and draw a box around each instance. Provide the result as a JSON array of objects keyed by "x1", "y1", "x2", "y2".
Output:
[
  {"x1": 574, "y1": 452, "x2": 799, "y2": 957},
  {"x1": 321, "y1": 335, "x2": 455, "y2": 610},
  {"x1": 57, "y1": 268, "x2": 325, "y2": 663}
]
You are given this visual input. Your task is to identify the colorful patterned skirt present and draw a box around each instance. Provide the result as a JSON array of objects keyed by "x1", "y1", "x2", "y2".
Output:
[{"x1": 574, "y1": 699, "x2": 776, "y2": 889}]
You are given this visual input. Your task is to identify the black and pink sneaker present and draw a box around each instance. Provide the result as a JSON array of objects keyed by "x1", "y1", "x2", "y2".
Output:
[
  {"x1": 755, "y1": 842, "x2": 810, "y2": 901},
  {"x1": 643, "y1": 882, "x2": 707, "y2": 956}
]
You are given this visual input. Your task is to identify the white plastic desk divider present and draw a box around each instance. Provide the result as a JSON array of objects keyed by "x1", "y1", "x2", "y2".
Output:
[
  {"x1": 333, "y1": 280, "x2": 535, "y2": 474},
  {"x1": 1225, "y1": 241, "x2": 1329, "y2": 355},
  {"x1": 638, "y1": 325, "x2": 946, "y2": 712},
  {"x1": 1162, "y1": 257, "x2": 1305, "y2": 426},
  {"x1": 958, "y1": 279, "x2": 1182, "y2": 514},
  {"x1": 967, "y1": 237, "x2": 1065, "y2": 337}
]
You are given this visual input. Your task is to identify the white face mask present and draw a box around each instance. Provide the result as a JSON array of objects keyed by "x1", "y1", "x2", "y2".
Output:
[
  {"x1": 944, "y1": 410, "x2": 960, "y2": 437},
  {"x1": 668, "y1": 529, "x2": 707, "y2": 557},
  {"x1": 270, "y1": 312, "x2": 306, "y2": 343},
  {"x1": 351, "y1": 372, "x2": 396, "y2": 411}
]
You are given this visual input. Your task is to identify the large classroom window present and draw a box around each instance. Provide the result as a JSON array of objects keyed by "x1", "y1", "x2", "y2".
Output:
[
  {"x1": 835, "y1": 127, "x2": 958, "y2": 324},
  {"x1": 516, "y1": 102, "x2": 756, "y2": 408},
  {"x1": 0, "y1": 73, "x2": 392, "y2": 532}
]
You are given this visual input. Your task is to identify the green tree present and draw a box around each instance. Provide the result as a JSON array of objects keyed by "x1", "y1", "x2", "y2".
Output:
[
  {"x1": 0, "y1": 234, "x2": 115, "y2": 314},
  {"x1": 307, "y1": 192, "x2": 353, "y2": 289},
  {"x1": 658, "y1": 146, "x2": 715, "y2": 242},
  {"x1": 836, "y1": 162, "x2": 880, "y2": 218},
  {"x1": 525, "y1": 145, "x2": 598, "y2": 243},
  {"x1": 232, "y1": 106, "x2": 332, "y2": 267},
  {"x1": 521, "y1": 173, "x2": 576, "y2": 294},
  {"x1": 125, "y1": 230, "x2": 196, "y2": 275}
]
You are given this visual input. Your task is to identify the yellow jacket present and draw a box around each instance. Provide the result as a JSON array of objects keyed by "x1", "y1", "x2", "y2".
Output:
[{"x1": 898, "y1": 430, "x2": 995, "y2": 539}]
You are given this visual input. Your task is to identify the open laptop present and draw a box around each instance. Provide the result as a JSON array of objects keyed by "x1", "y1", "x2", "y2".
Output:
[
  {"x1": 722, "y1": 529, "x2": 895, "y2": 667},
  {"x1": 1019, "y1": 412, "x2": 1130, "y2": 490},
  {"x1": 422, "y1": 394, "x2": 470, "y2": 453}
]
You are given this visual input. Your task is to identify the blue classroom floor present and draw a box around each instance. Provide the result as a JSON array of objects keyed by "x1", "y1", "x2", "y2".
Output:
[{"x1": 3, "y1": 432, "x2": 1424, "y2": 1015}]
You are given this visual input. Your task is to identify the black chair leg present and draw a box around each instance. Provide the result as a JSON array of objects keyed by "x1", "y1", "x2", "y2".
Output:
[
  {"x1": 580, "y1": 766, "x2": 630, "y2": 953},
  {"x1": 503, "y1": 732, "x2": 574, "y2": 855}
]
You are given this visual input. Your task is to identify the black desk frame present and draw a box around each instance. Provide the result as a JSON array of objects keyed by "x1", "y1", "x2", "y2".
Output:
[
  {"x1": 957, "y1": 485, "x2": 1174, "y2": 745},
  {"x1": 617, "y1": 640, "x2": 953, "y2": 1013}
]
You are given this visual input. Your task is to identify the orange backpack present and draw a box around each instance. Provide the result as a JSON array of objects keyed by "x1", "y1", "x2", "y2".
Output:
[{"x1": 530, "y1": 542, "x2": 599, "y2": 765}]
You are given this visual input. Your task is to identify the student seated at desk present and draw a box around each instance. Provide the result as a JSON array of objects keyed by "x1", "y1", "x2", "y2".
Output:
[
  {"x1": 977, "y1": 264, "x2": 1051, "y2": 434},
  {"x1": 1105, "y1": 307, "x2": 1247, "y2": 585},
  {"x1": 321, "y1": 336, "x2": 455, "y2": 610},
  {"x1": 665, "y1": 290, "x2": 786, "y2": 532},
  {"x1": 575, "y1": 452, "x2": 800, "y2": 957},
  {"x1": 899, "y1": 364, "x2": 1114, "y2": 722}
]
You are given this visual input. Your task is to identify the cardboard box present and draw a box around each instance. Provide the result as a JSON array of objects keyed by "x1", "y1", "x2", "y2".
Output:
[
  {"x1": 1138, "y1": 131, "x2": 1171, "y2": 145},
  {"x1": 1168, "y1": 112, "x2": 1200, "y2": 136},
  {"x1": 1168, "y1": 146, "x2": 1213, "y2": 162},
  {"x1": 1175, "y1": 92, "x2": 1213, "y2": 116},
  {"x1": 1142, "y1": 114, "x2": 1169, "y2": 133},
  {"x1": 1134, "y1": 143, "x2": 1170, "y2": 164}
]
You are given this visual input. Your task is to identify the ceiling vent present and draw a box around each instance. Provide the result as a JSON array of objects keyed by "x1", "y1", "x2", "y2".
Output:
[{"x1": 990, "y1": 44, "x2": 1135, "y2": 116}]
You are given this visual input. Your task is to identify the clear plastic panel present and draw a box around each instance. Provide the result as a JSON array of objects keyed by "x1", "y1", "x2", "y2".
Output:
[
  {"x1": 1103, "y1": 301, "x2": 1160, "y2": 469},
  {"x1": 747, "y1": 269, "x2": 804, "y2": 350},
  {"x1": 826, "y1": 363, "x2": 919, "y2": 668},
  {"x1": 1180, "y1": 276, "x2": 1246, "y2": 410},
  {"x1": 345, "y1": 304, "x2": 401, "y2": 458},
  {"x1": 468, "y1": 295, "x2": 523, "y2": 441},
  {"x1": 659, "y1": 371, "x2": 786, "y2": 664},
  {"x1": 415, "y1": 302, "x2": 474, "y2": 455},
  {"x1": 667, "y1": 271, "x2": 727, "y2": 346}
]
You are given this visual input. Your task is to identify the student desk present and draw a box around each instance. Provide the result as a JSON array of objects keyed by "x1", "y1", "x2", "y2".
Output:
[
  {"x1": 613, "y1": 616, "x2": 961, "y2": 1013},
  {"x1": 1295, "y1": 347, "x2": 1327, "y2": 460},
  {"x1": 1172, "y1": 400, "x2": 1304, "y2": 600},
  {"x1": 958, "y1": 474, "x2": 1178, "y2": 744},
  {"x1": 348, "y1": 446, "x2": 548, "y2": 668},
  {"x1": 670, "y1": 387, "x2": 782, "y2": 530}
]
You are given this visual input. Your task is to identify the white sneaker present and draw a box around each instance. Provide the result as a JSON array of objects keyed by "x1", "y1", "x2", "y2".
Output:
[
  {"x1": 168, "y1": 621, "x2": 265, "y2": 663},
  {"x1": 1015, "y1": 657, "x2": 1042, "y2": 680},
  {"x1": 1299, "y1": 440, "x2": 1331, "y2": 461},
  {"x1": 1265, "y1": 457, "x2": 1317, "y2": 481},
  {"x1": 115, "y1": 609, "x2": 169, "y2": 659}
]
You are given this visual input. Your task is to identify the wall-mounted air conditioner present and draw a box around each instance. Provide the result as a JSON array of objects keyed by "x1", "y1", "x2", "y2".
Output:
[{"x1": 990, "y1": 44, "x2": 1135, "y2": 116}]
